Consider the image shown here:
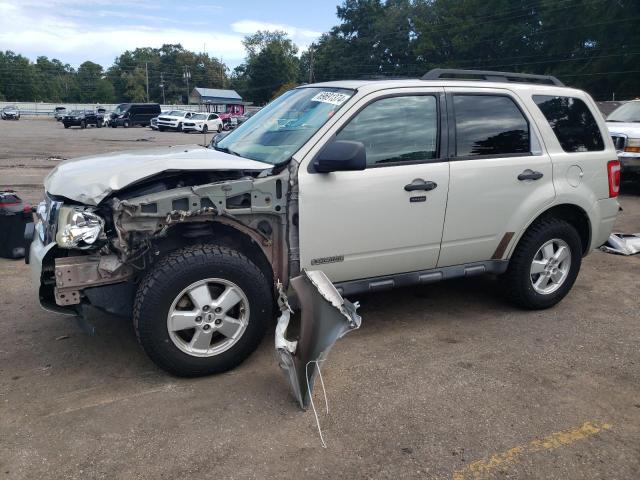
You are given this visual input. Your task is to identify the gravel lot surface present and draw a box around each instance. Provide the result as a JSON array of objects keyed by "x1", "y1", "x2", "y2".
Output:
[{"x1": 1, "y1": 119, "x2": 639, "y2": 479}]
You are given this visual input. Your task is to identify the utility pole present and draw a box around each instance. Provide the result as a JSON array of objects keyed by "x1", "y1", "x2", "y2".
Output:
[
  {"x1": 159, "y1": 72, "x2": 166, "y2": 105},
  {"x1": 308, "y1": 44, "x2": 314, "y2": 84},
  {"x1": 145, "y1": 62, "x2": 149, "y2": 102},
  {"x1": 183, "y1": 66, "x2": 191, "y2": 105}
]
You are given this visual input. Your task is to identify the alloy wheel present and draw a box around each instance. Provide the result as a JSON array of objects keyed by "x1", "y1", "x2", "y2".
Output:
[
  {"x1": 167, "y1": 278, "x2": 250, "y2": 357},
  {"x1": 530, "y1": 238, "x2": 571, "y2": 295}
]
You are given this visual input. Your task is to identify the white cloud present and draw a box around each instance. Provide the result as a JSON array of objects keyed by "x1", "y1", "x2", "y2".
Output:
[
  {"x1": 0, "y1": 1, "x2": 321, "y2": 68},
  {"x1": 0, "y1": 1, "x2": 242, "y2": 67},
  {"x1": 232, "y1": 19, "x2": 321, "y2": 39}
]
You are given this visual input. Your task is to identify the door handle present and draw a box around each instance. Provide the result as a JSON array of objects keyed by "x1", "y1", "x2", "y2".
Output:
[
  {"x1": 404, "y1": 179, "x2": 438, "y2": 192},
  {"x1": 518, "y1": 169, "x2": 544, "y2": 181}
]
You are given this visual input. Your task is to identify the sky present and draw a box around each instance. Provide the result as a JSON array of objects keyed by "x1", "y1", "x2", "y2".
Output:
[{"x1": 0, "y1": 0, "x2": 340, "y2": 69}]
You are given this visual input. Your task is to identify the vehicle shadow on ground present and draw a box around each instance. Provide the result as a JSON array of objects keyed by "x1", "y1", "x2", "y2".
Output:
[{"x1": 70, "y1": 274, "x2": 509, "y2": 376}]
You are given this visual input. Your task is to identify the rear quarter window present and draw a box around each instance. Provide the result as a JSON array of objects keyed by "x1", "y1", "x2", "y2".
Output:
[{"x1": 533, "y1": 95, "x2": 604, "y2": 152}]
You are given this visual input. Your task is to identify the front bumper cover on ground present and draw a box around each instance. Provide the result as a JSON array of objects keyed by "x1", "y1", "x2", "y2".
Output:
[{"x1": 275, "y1": 270, "x2": 361, "y2": 410}]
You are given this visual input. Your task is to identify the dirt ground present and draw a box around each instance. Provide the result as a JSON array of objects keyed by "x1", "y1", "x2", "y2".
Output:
[{"x1": 1, "y1": 119, "x2": 639, "y2": 479}]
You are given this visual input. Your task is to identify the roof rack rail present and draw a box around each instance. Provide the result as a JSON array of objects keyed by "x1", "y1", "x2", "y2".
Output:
[{"x1": 422, "y1": 68, "x2": 564, "y2": 87}]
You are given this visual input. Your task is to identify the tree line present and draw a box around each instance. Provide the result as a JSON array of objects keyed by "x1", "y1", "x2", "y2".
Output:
[{"x1": 1, "y1": 0, "x2": 638, "y2": 105}]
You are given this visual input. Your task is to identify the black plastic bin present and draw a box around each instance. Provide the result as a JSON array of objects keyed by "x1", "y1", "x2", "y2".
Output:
[{"x1": 0, "y1": 191, "x2": 32, "y2": 259}]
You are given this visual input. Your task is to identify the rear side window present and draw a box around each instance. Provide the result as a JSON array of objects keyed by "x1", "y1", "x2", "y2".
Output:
[
  {"x1": 453, "y1": 95, "x2": 530, "y2": 157},
  {"x1": 533, "y1": 95, "x2": 604, "y2": 152},
  {"x1": 336, "y1": 95, "x2": 439, "y2": 167}
]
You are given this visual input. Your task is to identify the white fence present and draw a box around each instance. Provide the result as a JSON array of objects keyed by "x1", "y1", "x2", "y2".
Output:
[
  {"x1": 0, "y1": 102, "x2": 261, "y2": 117},
  {"x1": 0, "y1": 102, "x2": 206, "y2": 117}
]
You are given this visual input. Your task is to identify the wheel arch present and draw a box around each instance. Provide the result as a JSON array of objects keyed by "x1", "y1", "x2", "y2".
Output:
[
  {"x1": 507, "y1": 203, "x2": 592, "y2": 259},
  {"x1": 152, "y1": 221, "x2": 275, "y2": 288}
]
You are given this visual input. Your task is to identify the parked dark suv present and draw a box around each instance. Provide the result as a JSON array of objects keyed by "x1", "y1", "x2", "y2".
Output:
[
  {"x1": 62, "y1": 110, "x2": 103, "y2": 129},
  {"x1": 110, "y1": 103, "x2": 161, "y2": 128}
]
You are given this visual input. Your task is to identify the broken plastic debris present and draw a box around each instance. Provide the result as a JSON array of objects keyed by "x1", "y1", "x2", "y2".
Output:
[
  {"x1": 600, "y1": 233, "x2": 640, "y2": 255},
  {"x1": 275, "y1": 270, "x2": 361, "y2": 410}
]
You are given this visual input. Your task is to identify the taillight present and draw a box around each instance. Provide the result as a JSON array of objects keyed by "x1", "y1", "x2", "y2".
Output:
[{"x1": 607, "y1": 160, "x2": 621, "y2": 198}]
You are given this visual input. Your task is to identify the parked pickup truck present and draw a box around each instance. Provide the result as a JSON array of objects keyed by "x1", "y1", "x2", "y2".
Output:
[
  {"x1": 26, "y1": 69, "x2": 620, "y2": 377},
  {"x1": 606, "y1": 99, "x2": 640, "y2": 178}
]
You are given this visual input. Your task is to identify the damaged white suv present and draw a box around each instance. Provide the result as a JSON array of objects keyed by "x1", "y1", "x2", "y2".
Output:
[{"x1": 27, "y1": 69, "x2": 620, "y2": 378}]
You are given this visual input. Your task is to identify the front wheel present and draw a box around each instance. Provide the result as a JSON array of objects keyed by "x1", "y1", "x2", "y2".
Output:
[
  {"x1": 503, "y1": 218, "x2": 582, "y2": 310},
  {"x1": 134, "y1": 244, "x2": 272, "y2": 377},
  {"x1": 177, "y1": 122, "x2": 183, "y2": 132},
  {"x1": 80, "y1": 120, "x2": 86, "y2": 129},
  {"x1": 123, "y1": 120, "x2": 130, "y2": 128},
  {"x1": 202, "y1": 124, "x2": 208, "y2": 134},
  {"x1": 217, "y1": 124, "x2": 222, "y2": 133}
]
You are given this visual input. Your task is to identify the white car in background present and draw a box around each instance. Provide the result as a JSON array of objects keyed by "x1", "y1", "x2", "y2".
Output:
[
  {"x1": 157, "y1": 110, "x2": 195, "y2": 131},
  {"x1": 182, "y1": 113, "x2": 223, "y2": 133}
]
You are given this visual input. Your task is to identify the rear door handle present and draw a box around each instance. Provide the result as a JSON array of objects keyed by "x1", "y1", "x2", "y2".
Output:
[
  {"x1": 518, "y1": 169, "x2": 544, "y2": 181},
  {"x1": 404, "y1": 179, "x2": 438, "y2": 192}
]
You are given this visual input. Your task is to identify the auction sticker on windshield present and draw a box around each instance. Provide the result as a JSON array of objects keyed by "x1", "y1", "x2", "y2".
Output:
[{"x1": 311, "y1": 91, "x2": 350, "y2": 106}]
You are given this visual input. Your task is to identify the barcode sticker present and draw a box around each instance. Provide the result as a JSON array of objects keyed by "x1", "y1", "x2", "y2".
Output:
[{"x1": 311, "y1": 91, "x2": 350, "y2": 106}]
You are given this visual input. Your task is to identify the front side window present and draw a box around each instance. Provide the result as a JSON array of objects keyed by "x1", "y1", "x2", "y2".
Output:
[
  {"x1": 336, "y1": 95, "x2": 439, "y2": 166},
  {"x1": 533, "y1": 95, "x2": 604, "y2": 152},
  {"x1": 453, "y1": 95, "x2": 530, "y2": 157},
  {"x1": 215, "y1": 87, "x2": 355, "y2": 165}
]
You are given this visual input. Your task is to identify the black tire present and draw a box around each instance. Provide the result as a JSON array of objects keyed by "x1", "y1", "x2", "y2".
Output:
[
  {"x1": 217, "y1": 124, "x2": 222, "y2": 133},
  {"x1": 134, "y1": 244, "x2": 272, "y2": 377},
  {"x1": 202, "y1": 124, "x2": 208, "y2": 134},
  {"x1": 97, "y1": 120, "x2": 102, "y2": 128},
  {"x1": 64, "y1": 124, "x2": 69, "y2": 129},
  {"x1": 503, "y1": 217, "x2": 582, "y2": 310},
  {"x1": 158, "y1": 126, "x2": 165, "y2": 132},
  {"x1": 123, "y1": 120, "x2": 130, "y2": 128},
  {"x1": 80, "y1": 120, "x2": 86, "y2": 129},
  {"x1": 177, "y1": 122, "x2": 183, "y2": 132}
]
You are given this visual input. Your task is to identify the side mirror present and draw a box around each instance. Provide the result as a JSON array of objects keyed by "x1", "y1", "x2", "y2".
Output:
[{"x1": 314, "y1": 140, "x2": 367, "y2": 173}]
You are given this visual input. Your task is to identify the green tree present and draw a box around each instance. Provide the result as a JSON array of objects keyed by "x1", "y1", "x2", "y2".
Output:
[{"x1": 235, "y1": 31, "x2": 300, "y2": 104}]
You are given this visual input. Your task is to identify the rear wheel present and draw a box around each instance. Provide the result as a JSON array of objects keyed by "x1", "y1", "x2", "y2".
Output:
[
  {"x1": 123, "y1": 120, "x2": 130, "y2": 128},
  {"x1": 64, "y1": 124, "x2": 69, "y2": 129},
  {"x1": 134, "y1": 244, "x2": 272, "y2": 377},
  {"x1": 503, "y1": 218, "x2": 582, "y2": 310},
  {"x1": 217, "y1": 124, "x2": 222, "y2": 133}
]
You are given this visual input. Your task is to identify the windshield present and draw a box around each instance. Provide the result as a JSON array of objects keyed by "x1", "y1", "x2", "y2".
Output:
[
  {"x1": 168, "y1": 110, "x2": 184, "y2": 116},
  {"x1": 214, "y1": 87, "x2": 355, "y2": 164},
  {"x1": 114, "y1": 104, "x2": 128, "y2": 114},
  {"x1": 192, "y1": 113, "x2": 207, "y2": 120},
  {"x1": 607, "y1": 102, "x2": 640, "y2": 123}
]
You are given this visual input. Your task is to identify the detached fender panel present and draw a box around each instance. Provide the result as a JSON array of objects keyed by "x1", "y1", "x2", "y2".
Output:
[{"x1": 275, "y1": 270, "x2": 361, "y2": 410}]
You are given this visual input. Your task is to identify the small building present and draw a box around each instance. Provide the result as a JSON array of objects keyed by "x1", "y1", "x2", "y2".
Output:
[{"x1": 189, "y1": 87, "x2": 250, "y2": 117}]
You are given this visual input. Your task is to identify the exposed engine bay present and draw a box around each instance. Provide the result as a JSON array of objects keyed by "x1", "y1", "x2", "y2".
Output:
[{"x1": 36, "y1": 158, "x2": 300, "y2": 317}]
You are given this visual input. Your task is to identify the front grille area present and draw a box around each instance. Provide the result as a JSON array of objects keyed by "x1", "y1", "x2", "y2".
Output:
[
  {"x1": 158, "y1": 117, "x2": 173, "y2": 122},
  {"x1": 611, "y1": 135, "x2": 626, "y2": 151},
  {"x1": 184, "y1": 123, "x2": 195, "y2": 127}
]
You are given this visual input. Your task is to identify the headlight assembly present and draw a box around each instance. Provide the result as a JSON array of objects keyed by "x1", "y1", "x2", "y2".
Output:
[{"x1": 56, "y1": 206, "x2": 105, "y2": 249}]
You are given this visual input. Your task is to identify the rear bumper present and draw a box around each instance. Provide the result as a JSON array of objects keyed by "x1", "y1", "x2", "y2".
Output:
[{"x1": 590, "y1": 197, "x2": 620, "y2": 251}]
